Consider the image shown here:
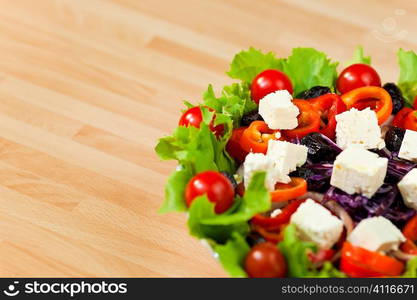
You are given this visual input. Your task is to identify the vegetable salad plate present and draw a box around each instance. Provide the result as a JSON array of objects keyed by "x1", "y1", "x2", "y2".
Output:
[{"x1": 155, "y1": 47, "x2": 417, "y2": 278}]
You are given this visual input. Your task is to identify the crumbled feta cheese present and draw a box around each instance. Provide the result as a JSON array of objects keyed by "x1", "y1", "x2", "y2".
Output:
[
  {"x1": 399, "y1": 130, "x2": 417, "y2": 162},
  {"x1": 270, "y1": 208, "x2": 282, "y2": 218},
  {"x1": 266, "y1": 140, "x2": 308, "y2": 183},
  {"x1": 398, "y1": 168, "x2": 417, "y2": 210},
  {"x1": 335, "y1": 108, "x2": 385, "y2": 150},
  {"x1": 330, "y1": 146, "x2": 388, "y2": 198},
  {"x1": 347, "y1": 216, "x2": 406, "y2": 252},
  {"x1": 258, "y1": 90, "x2": 299, "y2": 130},
  {"x1": 243, "y1": 153, "x2": 276, "y2": 191},
  {"x1": 290, "y1": 199, "x2": 343, "y2": 249}
]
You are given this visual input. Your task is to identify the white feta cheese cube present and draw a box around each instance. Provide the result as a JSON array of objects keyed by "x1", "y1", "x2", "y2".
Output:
[
  {"x1": 243, "y1": 153, "x2": 276, "y2": 191},
  {"x1": 290, "y1": 199, "x2": 343, "y2": 249},
  {"x1": 330, "y1": 146, "x2": 387, "y2": 198},
  {"x1": 336, "y1": 108, "x2": 385, "y2": 150},
  {"x1": 399, "y1": 130, "x2": 417, "y2": 162},
  {"x1": 266, "y1": 140, "x2": 307, "y2": 184},
  {"x1": 347, "y1": 216, "x2": 405, "y2": 252},
  {"x1": 258, "y1": 90, "x2": 299, "y2": 130},
  {"x1": 398, "y1": 168, "x2": 417, "y2": 210}
]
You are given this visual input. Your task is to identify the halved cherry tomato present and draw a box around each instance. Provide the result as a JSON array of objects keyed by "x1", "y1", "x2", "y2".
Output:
[
  {"x1": 392, "y1": 107, "x2": 413, "y2": 128},
  {"x1": 309, "y1": 94, "x2": 347, "y2": 139},
  {"x1": 270, "y1": 177, "x2": 307, "y2": 202},
  {"x1": 340, "y1": 86, "x2": 393, "y2": 125},
  {"x1": 240, "y1": 121, "x2": 279, "y2": 154},
  {"x1": 226, "y1": 127, "x2": 248, "y2": 163},
  {"x1": 282, "y1": 99, "x2": 320, "y2": 139},
  {"x1": 403, "y1": 110, "x2": 417, "y2": 131},
  {"x1": 251, "y1": 199, "x2": 306, "y2": 230},
  {"x1": 340, "y1": 242, "x2": 404, "y2": 278},
  {"x1": 179, "y1": 106, "x2": 224, "y2": 137}
]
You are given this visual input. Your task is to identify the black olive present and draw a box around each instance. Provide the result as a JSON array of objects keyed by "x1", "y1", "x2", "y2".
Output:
[
  {"x1": 246, "y1": 231, "x2": 266, "y2": 247},
  {"x1": 241, "y1": 109, "x2": 263, "y2": 126},
  {"x1": 300, "y1": 132, "x2": 340, "y2": 163},
  {"x1": 383, "y1": 83, "x2": 405, "y2": 114},
  {"x1": 220, "y1": 171, "x2": 238, "y2": 189},
  {"x1": 384, "y1": 126, "x2": 406, "y2": 152},
  {"x1": 298, "y1": 86, "x2": 331, "y2": 99}
]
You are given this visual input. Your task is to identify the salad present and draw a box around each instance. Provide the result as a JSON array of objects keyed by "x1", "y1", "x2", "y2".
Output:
[{"x1": 155, "y1": 46, "x2": 417, "y2": 278}]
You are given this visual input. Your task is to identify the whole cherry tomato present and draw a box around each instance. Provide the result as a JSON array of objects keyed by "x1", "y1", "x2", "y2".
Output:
[
  {"x1": 185, "y1": 171, "x2": 234, "y2": 214},
  {"x1": 179, "y1": 106, "x2": 224, "y2": 137},
  {"x1": 251, "y1": 69, "x2": 293, "y2": 103},
  {"x1": 245, "y1": 242, "x2": 287, "y2": 278},
  {"x1": 337, "y1": 64, "x2": 381, "y2": 94}
]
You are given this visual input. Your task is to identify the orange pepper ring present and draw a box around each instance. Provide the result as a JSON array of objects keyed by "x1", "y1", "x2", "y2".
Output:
[
  {"x1": 240, "y1": 121, "x2": 278, "y2": 154},
  {"x1": 341, "y1": 86, "x2": 393, "y2": 125},
  {"x1": 270, "y1": 177, "x2": 307, "y2": 202}
]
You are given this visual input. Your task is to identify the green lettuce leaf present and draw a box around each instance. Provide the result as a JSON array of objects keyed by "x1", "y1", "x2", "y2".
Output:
[
  {"x1": 398, "y1": 48, "x2": 417, "y2": 107},
  {"x1": 282, "y1": 47, "x2": 339, "y2": 96},
  {"x1": 213, "y1": 232, "x2": 250, "y2": 278},
  {"x1": 187, "y1": 172, "x2": 270, "y2": 243},
  {"x1": 346, "y1": 46, "x2": 371, "y2": 66},
  {"x1": 227, "y1": 47, "x2": 284, "y2": 83},
  {"x1": 159, "y1": 167, "x2": 192, "y2": 213},
  {"x1": 278, "y1": 224, "x2": 346, "y2": 278},
  {"x1": 402, "y1": 257, "x2": 417, "y2": 277},
  {"x1": 202, "y1": 83, "x2": 257, "y2": 128}
]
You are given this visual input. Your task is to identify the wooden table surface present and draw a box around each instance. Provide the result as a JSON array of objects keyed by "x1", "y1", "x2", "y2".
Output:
[{"x1": 0, "y1": 0, "x2": 416, "y2": 277}]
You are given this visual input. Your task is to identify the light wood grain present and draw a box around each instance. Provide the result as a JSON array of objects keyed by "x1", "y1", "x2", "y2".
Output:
[{"x1": 0, "y1": 0, "x2": 415, "y2": 277}]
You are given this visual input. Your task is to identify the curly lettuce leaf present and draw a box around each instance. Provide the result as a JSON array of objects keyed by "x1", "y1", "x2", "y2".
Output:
[
  {"x1": 282, "y1": 48, "x2": 339, "y2": 96},
  {"x1": 227, "y1": 47, "x2": 284, "y2": 82},
  {"x1": 346, "y1": 46, "x2": 371, "y2": 66},
  {"x1": 213, "y1": 232, "x2": 250, "y2": 278},
  {"x1": 278, "y1": 224, "x2": 346, "y2": 278},
  {"x1": 202, "y1": 83, "x2": 257, "y2": 128},
  {"x1": 187, "y1": 172, "x2": 270, "y2": 242},
  {"x1": 398, "y1": 48, "x2": 417, "y2": 107},
  {"x1": 402, "y1": 257, "x2": 417, "y2": 277}
]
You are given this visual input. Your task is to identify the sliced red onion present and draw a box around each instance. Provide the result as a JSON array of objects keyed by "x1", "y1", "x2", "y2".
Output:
[
  {"x1": 323, "y1": 200, "x2": 354, "y2": 234},
  {"x1": 392, "y1": 250, "x2": 417, "y2": 262}
]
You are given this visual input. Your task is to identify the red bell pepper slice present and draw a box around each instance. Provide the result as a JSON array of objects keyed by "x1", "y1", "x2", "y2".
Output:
[
  {"x1": 309, "y1": 94, "x2": 347, "y2": 139},
  {"x1": 392, "y1": 107, "x2": 413, "y2": 128},
  {"x1": 226, "y1": 127, "x2": 248, "y2": 163},
  {"x1": 251, "y1": 199, "x2": 306, "y2": 230},
  {"x1": 282, "y1": 99, "x2": 321, "y2": 139},
  {"x1": 403, "y1": 110, "x2": 417, "y2": 132},
  {"x1": 340, "y1": 242, "x2": 404, "y2": 277},
  {"x1": 400, "y1": 215, "x2": 417, "y2": 254},
  {"x1": 240, "y1": 121, "x2": 280, "y2": 154}
]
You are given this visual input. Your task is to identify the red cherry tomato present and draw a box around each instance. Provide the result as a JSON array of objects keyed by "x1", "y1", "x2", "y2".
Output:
[
  {"x1": 244, "y1": 242, "x2": 287, "y2": 278},
  {"x1": 179, "y1": 106, "x2": 224, "y2": 137},
  {"x1": 185, "y1": 171, "x2": 234, "y2": 214},
  {"x1": 337, "y1": 64, "x2": 381, "y2": 94},
  {"x1": 251, "y1": 69, "x2": 293, "y2": 103}
]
